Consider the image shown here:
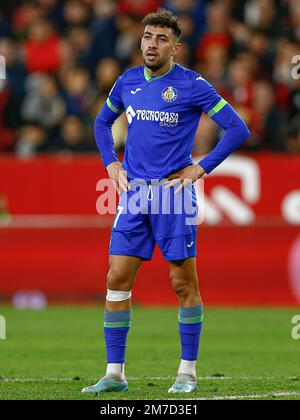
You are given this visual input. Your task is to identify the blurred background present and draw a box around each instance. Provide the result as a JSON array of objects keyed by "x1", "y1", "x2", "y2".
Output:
[{"x1": 0, "y1": 0, "x2": 300, "y2": 308}]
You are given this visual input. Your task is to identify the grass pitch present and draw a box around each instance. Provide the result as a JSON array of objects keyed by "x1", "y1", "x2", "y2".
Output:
[{"x1": 0, "y1": 306, "x2": 299, "y2": 400}]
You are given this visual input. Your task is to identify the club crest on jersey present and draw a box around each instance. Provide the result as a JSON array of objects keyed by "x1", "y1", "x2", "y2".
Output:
[{"x1": 162, "y1": 86, "x2": 178, "y2": 102}]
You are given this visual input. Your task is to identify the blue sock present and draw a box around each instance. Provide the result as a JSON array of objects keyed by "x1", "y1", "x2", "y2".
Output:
[
  {"x1": 104, "y1": 309, "x2": 132, "y2": 364},
  {"x1": 178, "y1": 305, "x2": 203, "y2": 361}
]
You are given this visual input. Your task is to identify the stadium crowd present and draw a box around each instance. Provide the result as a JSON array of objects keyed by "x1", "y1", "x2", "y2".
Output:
[{"x1": 0, "y1": 0, "x2": 299, "y2": 157}]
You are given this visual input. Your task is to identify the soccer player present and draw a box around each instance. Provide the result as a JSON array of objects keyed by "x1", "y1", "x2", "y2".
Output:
[{"x1": 82, "y1": 9, "x2": 250, "y2": 394}]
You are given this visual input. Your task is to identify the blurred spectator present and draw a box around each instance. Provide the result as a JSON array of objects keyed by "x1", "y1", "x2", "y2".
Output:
[
  {"x1": 196, "y1": 45, "x2": 228, "y2": 89},
  {"x1": 118, "y1": 0, "x2": 162, "y2": 17},
  {"x1": 252, "y1": 80, "x2": 287, "y2": 150},
  {"x1": 21, "y1": 74, "x2": 65, "y2": 129},
  {"x1": 285, "y1": 115, "x2": 300, "y2": 153},
  {"x1": 15, "y1": 124, "x2": 49, "y2": 157},
  {"x1": 289, "y1": 0, "x2": 300, "y2": 42},
  {"x1": 247, "y1": 29, "x2": 275, "y2": 77},
  {"x1": 196, "y1": 2, "x2": 231, "y2": 63},
  {"x1": 67, "y1": 27, "x2": 91, "y2": 67},
  {"x1": 128, "y1": 46, "x2": 145, "y2": 68},
  {"x1": 176, "y1": 41, "x2": 192, "y2": 67},
  {"x1": 63, "y1": 0, "x2": 91, "y2": 30},
  {"x1": 225, "y1": 56, "x2": 255, "y2": 108},
  {"x1": 164, "y1": 0, "x2": 207, "y2": 39},
  {"x1": 0, "y1": 78, "x2": 17, "y2": 152},
  {"x1": 0, "y1": 38, "x2": 25, "y2": 151},
  {"x1": 115, "y1": 14, "x2": 143, "y2": 65},
  {"x1": 59, "y1": 116, "x2": 90, "y2": 153},
  {"x1": 87, "y1": 0, "x2": 118, "y2": 74},
  {"x1": 61, "y1": 67, "x2": 91, "y2": 118},
  {"x1": 24, "y1": 19, "x2": 62, "y2": 73},
  {"x1": 0, "y1": 11, "x2": 11, "y2": 37},
  {"x1": 290, "y1": 79, "x2": 300, "y2": 118},
  {"x1": 39, "y1": 0, "x2": 65, "y2": 31},
  {"x1": 95, "y1": 58, "x2": 122, "y2": 95},
  {"x1": 59, "y1": 37, "x2": 78, "y2": 72},
  {"x1": 164, "y1": 0, "x2": 202, "y2": 14},
  {"x1": 244, "y1": 0, "x2": 280, "y2": 37},
  {"x1": 179, "y1": 13, "x2": 198, "y2": 53},
  {"x1": 12, "y1": 2, "x2": 42, "y2": 36},
  {"x1": 0, "y1": 38, "x2": 27, "y2": 100}
]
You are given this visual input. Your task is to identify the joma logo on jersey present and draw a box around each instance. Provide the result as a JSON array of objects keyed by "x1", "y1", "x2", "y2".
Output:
[{"x1": 126, "y1": 106, "x2": 179, "y2": 127}]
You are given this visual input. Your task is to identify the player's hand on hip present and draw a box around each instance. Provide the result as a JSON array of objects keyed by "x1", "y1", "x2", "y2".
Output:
[
  {"x1": 164, "y1": 164, "x2": 206, "y2": 194},
  {"x1": 106, "y1": 161, "x2": 130, "y2": 194}
]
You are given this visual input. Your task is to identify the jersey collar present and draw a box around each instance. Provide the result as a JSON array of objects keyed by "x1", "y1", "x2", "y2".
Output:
[{"x1": 144, "y1": 63, "x2": 176, "y2": 83}]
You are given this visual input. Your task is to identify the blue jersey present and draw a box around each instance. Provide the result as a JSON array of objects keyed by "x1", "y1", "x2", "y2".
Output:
[{"x1": 95, "y1": 63, "x2": 250, "y2": 180}]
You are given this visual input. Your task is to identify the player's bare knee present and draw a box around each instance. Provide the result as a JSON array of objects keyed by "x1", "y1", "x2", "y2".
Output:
[
  {"x1": 107, "y1": 270, "x2": 132, "y2": 291},
  {"x1": 171, "y1": 277, "x2": 191, "y2": 298},
  {"x1": 171, "y1": 274, "x2": 199, "y2": 298}
]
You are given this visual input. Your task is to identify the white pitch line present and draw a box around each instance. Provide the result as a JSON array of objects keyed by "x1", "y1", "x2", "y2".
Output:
[
  {"x1": 134, "y1": 376, "x2": 300, "y2": 381},
  {"x1": 184, "y1": 392, "x2": 300, "y2": 400}
]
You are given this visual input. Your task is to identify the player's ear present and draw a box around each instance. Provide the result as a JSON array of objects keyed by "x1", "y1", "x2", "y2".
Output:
[{"x1": 172, "y1": 42, "x2": 181, "y2": 58}]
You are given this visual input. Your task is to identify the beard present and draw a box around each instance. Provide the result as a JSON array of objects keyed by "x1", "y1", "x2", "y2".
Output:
[{"x1": 143, "y1": 57, "x2": 165, "y2": 72}]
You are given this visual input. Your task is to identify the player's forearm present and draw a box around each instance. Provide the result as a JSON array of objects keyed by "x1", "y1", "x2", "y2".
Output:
[
  {"x1": 94, "y1": 103, "x2": 119, "y2": 168},
  {"x1": 199, "y1": 104, "x2": 251, "y2": 174}
]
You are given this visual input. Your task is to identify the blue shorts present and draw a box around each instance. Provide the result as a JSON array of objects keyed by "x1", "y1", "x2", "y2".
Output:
[{"x1": 109, "y1": 180, "x2": 198, "y2": 261}]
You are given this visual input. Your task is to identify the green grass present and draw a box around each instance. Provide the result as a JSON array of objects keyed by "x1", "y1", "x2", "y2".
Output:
[{"x1": 0, "y1": 306, "x2": 300, "y2": 400}]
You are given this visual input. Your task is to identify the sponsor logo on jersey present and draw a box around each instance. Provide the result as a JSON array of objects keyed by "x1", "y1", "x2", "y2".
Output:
[
  {"x1": 126, "y1": 105, "x2": 179, "y2": 127},
  {"x1": 162, "y1": 86, "x2": 178, "y2": 102}
]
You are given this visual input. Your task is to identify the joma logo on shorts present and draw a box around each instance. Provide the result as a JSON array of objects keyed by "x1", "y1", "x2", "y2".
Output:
[{"x1": 126, "y1": 106, "x2": 179, "y2": 127}]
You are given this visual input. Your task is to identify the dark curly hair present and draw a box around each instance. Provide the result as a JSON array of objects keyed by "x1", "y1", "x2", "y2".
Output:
[{"x1": 142, "y1": 9, "x2": 182, "y2": 41}]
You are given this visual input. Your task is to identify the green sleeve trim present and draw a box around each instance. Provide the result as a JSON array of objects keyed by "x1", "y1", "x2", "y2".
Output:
[
  {"x1": 178, "y1": 315, "x2": 203, "y2": 324},
  {"x1": 106, "y1": 98, "x2": 124, "y2": 114},
  {"x1": 104, "y1": 321, "x2": 131, "y2": 328},
  {"x1": 207, "y1": 98, "x2": 227, "y2": 118}
]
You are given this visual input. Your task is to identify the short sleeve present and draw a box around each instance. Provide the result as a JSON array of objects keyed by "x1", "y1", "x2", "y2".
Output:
[
  {"x1": 191, "y1": 75, "x2": 227, "y2": 117},
  {"x1": 106, "y1": 75, "x2": 125, "y2": 115}
]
